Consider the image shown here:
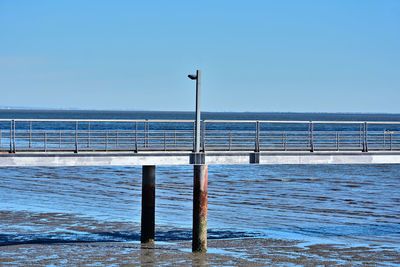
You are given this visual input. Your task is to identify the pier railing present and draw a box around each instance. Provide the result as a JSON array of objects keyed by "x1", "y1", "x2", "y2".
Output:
[{"x1": 1, "y1": 119, "x2": 400, "y2": 152}]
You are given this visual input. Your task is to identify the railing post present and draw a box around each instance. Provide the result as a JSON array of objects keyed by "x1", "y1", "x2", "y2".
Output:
[
  {"x1": 59, "y1": 130, "x2": 61, "y2": 149},
  {"x1": 75, "y1": 121, "x2": 78, "y2": 153},
  {"x1": 88, "y1": 122, "x2": 90, "y2": 148},
  {"x1": 148, "y1": 122, "x2": 151, "y2": 149},
  {"x1": 390, "y1": 132, "x2": 393, "y2": 151},
  {"x1": 310, "y1": 122, "x2": 314, "y2": 152},
  {"x1": 255, "y1": 121, "x2": 260, "y2": 152},
  {"x1": 13, "y1": 120, "x2": 16, "y2": 153},
  {"x1": 146, "y1": 120, "x2": 150, "y2": 148},
  {"x1": 9, "y1": 121, "x2": 12, "y2": 153},
  {"x1": 365, "y1": 122, "x2": 368, "y2": 152},
  {"x1": 143, "y1": 122, "x2": 146, "y2": 148},
  {"x1": 363, "y1": 122, "x2": 368, "y2": 152},
  {"x1": 29, "y1": 121, "x2": 32, "y2": 149},
  {"x1": 362, "y1": 123, "x2": 365, "y2": 152},
  {"x1": 135, "y1": 122, "x2": 138, "y2": 152},
  {"x1": 0, "y1": 129, "x2": 2, "y2": 149}
]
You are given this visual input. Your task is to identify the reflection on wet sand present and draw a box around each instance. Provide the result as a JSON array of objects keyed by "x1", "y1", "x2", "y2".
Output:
[
  {"x1": 140, "y1": 243, "x2": 155, "y2": 267},
  {"x1": 1, "y1": 238, "x2": 399, "y2": 265}
]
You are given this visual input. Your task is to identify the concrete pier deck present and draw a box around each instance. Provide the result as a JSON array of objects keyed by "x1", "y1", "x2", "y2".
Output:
[{"x1": 1, "y1": 151, "x2": 400, "y2": 167}]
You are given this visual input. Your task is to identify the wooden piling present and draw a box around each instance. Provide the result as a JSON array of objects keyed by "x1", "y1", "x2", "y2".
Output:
[
  {"x1": 193, "y1": 164, "x2": 208, "y2": 252},
  {"x1": 141, "y1": 165, "x2": 156, "y2": 244}
]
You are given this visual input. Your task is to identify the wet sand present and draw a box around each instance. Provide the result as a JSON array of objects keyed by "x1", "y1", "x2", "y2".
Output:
[
  {"x1": 1, "y1": 210, "x2": 399, "y2": 265},
  {"x1": 1, "y1": 238, "x2": 400, "y2": 266}
]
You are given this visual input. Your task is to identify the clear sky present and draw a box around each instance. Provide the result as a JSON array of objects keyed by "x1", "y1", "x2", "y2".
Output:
[{"x1": 0, "y1": 1, "x2": 399, "y2": 113}]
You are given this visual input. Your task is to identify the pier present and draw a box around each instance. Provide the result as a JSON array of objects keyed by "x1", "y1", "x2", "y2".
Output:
[{"x1": 1, "y1": 118, "x2": 400, "y2": 252}]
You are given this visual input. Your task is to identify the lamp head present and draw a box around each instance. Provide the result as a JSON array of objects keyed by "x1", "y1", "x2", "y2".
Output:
[{"x1": 188, "y1": 74, "x2": 197, "y2": 80}]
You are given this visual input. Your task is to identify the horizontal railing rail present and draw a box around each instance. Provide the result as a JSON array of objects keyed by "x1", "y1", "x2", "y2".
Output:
[{"x1": 1, "y1": 119, "x2": 400, "y2": 153}]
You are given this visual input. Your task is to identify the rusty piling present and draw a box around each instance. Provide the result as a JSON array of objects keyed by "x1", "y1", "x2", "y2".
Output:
[
  {"x1": 193, "y1": 164, "x2": 208, "y2": 252},
  {"x1": 141, "y1": 165, "x2": 156, "y2": 244}
]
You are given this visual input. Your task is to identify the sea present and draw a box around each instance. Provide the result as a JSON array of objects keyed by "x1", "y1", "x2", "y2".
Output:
[{"x1": 0, "y1": 110, "x2": 399, "y2": 265}]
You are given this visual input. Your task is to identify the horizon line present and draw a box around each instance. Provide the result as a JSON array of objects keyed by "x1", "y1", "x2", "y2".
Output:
[{"x1": 1, "y1": 107, "x2": 400, "y2": 115}]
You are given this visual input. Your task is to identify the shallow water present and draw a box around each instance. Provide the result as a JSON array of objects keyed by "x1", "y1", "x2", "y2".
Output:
[{"x1": 1, "y1": 164, "x2": 399, "y2": 249}]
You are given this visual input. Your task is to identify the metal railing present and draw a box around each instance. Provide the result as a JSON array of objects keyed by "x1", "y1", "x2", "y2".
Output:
[{"x1": 1, "y1": 119, "x2": 400, "y2": 153}]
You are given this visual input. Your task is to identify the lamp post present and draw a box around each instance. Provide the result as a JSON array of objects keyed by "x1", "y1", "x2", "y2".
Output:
[
  {"x1": 188, "y1": 70, "x2": 207, "y2": 252},
  {"x1": 188, "y1": 70, "x2": 201, "y2": 153}
]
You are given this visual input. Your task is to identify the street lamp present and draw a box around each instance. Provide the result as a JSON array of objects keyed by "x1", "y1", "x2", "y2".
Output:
[
  {"x1": 188, "y1": 70, "x2": 201, "y2": 153},
  {"x1": 188, "y1": 70, "x2": 207, "y2": 253}
]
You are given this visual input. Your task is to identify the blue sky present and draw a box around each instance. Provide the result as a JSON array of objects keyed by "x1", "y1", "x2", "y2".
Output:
[{"x1": 0, "y1": 1, "x2": 399, "y2": 113}]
